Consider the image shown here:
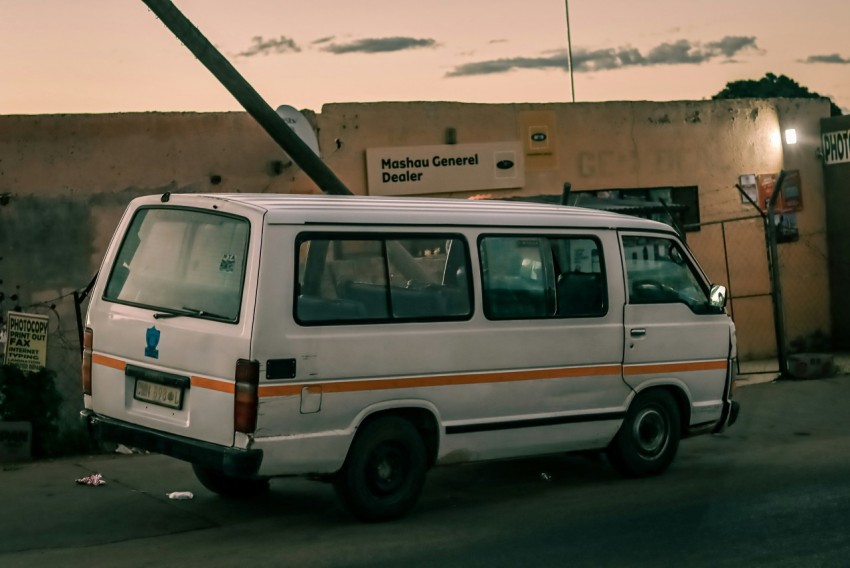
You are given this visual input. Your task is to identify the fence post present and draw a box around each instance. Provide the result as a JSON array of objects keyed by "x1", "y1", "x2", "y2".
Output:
[
  {"x1": 735, "y1": 171, "x2": 789, "y2": 379},
  {"x1": 765, "y1": 171, "x2": 789, "y2": 379}
]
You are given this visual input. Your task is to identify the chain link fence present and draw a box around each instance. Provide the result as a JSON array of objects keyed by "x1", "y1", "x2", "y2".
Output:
[
  {"x1": 689, "y1": 171, "x2": 833, "y2": 377},
  {"x1": 689, "y1": 215, "x2": 779, "y2": 374}
]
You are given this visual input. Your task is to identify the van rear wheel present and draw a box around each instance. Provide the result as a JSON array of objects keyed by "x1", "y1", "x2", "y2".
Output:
[
  {"x1": 607, "y1": 390, "x2": 680, "y2": 478},
  {"x1": 334, "y1": 416, "x2": 427, "y2": 522},
  {"x1": 192, "y1": 464, "x2": 270, "y2": 499}
]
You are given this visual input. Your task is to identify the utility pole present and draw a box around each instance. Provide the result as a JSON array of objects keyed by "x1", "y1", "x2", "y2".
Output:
[
  {"x1": 564, "y1": 0, "x2": 576, "y2": 102},
  {"x1": 141, "y1": 0, "x2": 352, "y2": 196}
]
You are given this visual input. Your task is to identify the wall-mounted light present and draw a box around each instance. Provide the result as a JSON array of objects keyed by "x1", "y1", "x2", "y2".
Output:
[{"x1": 784, "y1": 128, "x2": 797, "y2": 145}]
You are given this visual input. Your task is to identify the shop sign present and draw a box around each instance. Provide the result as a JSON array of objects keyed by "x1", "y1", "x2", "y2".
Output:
[
  {"x1": 3, "y1": 312, "x2": 48, "y2": 373},
  {"x1": 366, "y1": 142, "x2": 524, "y2": 196}
]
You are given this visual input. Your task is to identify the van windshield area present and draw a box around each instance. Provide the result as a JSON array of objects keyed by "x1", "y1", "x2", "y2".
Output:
[{"x1": 103, "y1": 208, "x2": 249, "y2": 322}]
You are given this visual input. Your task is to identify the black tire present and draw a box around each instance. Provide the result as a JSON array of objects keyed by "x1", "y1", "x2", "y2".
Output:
[
  {"x1": 334, "y1": 416, "x2": 427, "y2": 522},
  {"x1": 607, "y1": 389, "x2": 680, "y2": 478},
  {"x1": 192, "y1": 464, "x2": 270, "y2": 499}
]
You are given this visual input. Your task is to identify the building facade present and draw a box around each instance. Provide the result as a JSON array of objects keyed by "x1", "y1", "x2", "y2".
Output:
[{"x1": 0, "y1": 97, "x2": 833, "y2": 433}]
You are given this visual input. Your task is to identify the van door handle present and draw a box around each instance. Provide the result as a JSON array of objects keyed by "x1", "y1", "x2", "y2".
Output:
[{"x1": 630, "y1": 328, "x2": 647, "y2": 337}]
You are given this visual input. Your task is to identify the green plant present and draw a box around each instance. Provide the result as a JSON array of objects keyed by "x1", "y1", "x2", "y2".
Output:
[{"x1": 0, "y1": 365, "x2": 61, "y2": 458}]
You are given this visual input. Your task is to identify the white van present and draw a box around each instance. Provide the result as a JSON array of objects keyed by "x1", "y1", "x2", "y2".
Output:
[{"x1": 82, "y1": 193, "x2": 739, "y2": 521}]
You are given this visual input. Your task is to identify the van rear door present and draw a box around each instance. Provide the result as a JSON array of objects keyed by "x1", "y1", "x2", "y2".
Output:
[{"x1": 86, "y1": 201, "x2": 259, "y2": 448}]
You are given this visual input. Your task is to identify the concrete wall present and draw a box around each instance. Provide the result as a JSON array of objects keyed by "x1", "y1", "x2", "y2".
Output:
[
  {"x1": 0, "y1": 112, "x2": 321, "y2": 441},
  {"x1": 0, "y1": 98, "x2": 832, "y2": 440},
  {"x1": 318, "y1": 99, "x2": 831, "y2": 359}
]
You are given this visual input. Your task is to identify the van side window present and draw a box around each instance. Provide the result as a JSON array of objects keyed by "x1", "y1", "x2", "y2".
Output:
[
  {"x1": 622, "y1": 235, "x2": 711, "y2": 312},
  {"x1": 295, "y1": 235, "x2": 472, "y2": 324},
  {"x1": 480, "y1": 236, "x2": 606, "y2": 320}
]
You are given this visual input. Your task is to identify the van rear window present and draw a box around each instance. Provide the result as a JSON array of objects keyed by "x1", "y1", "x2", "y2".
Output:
[{"x1": 103, "y1": 208, "x2": 249, "y2": 322}]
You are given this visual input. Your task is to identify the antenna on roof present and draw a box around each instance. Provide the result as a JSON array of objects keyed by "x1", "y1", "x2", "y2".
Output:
[{"x1": 561, "y1": 182, "x2": 572, "y2": 205}]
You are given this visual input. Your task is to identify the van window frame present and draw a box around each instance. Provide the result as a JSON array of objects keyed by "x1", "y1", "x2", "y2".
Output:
[
  {"x1": 294, "y1": 231, "x2": 475, "y2": 326},
  {"x1": 620, "y1": 232, "x2": 716, "y2": 314},
  {"x1": 102, "y1": 205, "x2": 251, "y2": 324},
  {"x1": 477, "y1": 233, "x2": 609, "y2": 321}
]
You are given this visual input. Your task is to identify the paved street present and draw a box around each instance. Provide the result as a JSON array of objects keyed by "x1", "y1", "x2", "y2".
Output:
[{"x1": 2, "y1": 375, "x2": 850, "y2": 567}]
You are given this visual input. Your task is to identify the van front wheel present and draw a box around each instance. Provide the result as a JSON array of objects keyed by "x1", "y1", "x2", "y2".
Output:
[
  {"x1": 334, "y1": 416, "x2": 427, "y2": 522},
  {"x1": 607, "y1": 390, "x2": 680, "y2": 477},
  {"x1": 192, "y1": 464, "x2": 270, "y2": 499}
]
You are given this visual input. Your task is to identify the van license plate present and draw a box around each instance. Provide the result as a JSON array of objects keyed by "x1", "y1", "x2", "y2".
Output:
[{"x1": 134, "y1": 379, "x2": 184, "y2": 410}]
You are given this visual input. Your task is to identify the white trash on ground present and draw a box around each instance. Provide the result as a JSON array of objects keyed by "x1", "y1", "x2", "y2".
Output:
[
  {"x1": 76, "y1": 473, "x2": 106, "y2": 486},
  {"x1": 166, "y1": 491, "x2": 194, "y2": 500}
]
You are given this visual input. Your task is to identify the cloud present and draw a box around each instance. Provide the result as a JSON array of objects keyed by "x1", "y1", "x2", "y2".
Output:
[
  {"x1": 446, "y1": 36, "x2": 759, "y2": 77},
  {"x1": 236, "y1": 36, "x2": 301, "y2": 58},
  {"x1": 321, "y1": 37, "x2": 437, "y2": 54},
  {"x1": 706, "y1": 36, "x2": 761, "y2": 57},
  {"x1": 801, "y1": 53, "x2": 850, "y2": 64},
  {"x1": 311, "y1": 36, "x2": 335, "y2": 45},
  {"x1": 446, "y1": 54, "x2": 569, "y2": 77}
]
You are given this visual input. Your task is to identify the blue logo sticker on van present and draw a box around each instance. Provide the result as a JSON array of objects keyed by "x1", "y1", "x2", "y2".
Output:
[
  {"x1": 531, "y1": 132, "x2": 547, "y2": 142},
  {"x1": 145, "y1": 326, "x2": 160, "y2": 359},
  {"x1": 220, "y1": 254, "x2": 236, "y2": 273},
  {"x1": 496, "y1": 160, "x2": 515, "y2": 170}
]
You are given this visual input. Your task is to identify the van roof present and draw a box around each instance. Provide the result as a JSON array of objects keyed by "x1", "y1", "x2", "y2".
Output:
[{"x1": 156, "y1": 193, "x2": 676, "y2": 232}]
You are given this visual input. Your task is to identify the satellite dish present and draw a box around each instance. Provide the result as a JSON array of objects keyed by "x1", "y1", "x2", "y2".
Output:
[{"x1": 275, "y1": 104, "x2": 321, "y2": 158}]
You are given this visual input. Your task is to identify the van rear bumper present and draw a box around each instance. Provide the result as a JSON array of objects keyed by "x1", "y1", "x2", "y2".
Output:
[{"x1": 81, "y1": 410, "x2": 263, "y2": 477}]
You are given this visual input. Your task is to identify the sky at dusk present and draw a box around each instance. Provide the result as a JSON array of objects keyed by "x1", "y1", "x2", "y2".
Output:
[{"x1": 2, "y1": 0, "x2": 849, "y2": 115}]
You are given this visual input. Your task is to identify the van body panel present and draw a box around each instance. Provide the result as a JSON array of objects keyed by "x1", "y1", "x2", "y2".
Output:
[
  {"x1": 84, "y1": 194, "x2": 737, "y2": 490},
  {"x1": 619, "y1": 230, "x2": 733, "y2": 428},
  {"x1": 249, "y1": 224, "x2": 631, "y2": 473},
  {"x1": 85, "y1": 195, "x2": 265, "y2": 448}
]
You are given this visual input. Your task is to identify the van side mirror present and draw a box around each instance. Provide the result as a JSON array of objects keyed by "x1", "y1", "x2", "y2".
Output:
[{"x1": 709, "y1": 284, "x2": 727, "y2": 311}]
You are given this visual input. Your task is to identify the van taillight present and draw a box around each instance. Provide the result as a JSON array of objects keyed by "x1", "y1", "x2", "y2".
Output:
[
  {"x1": 82, "y1": 327, "x2": 93, "y2": 396},
  {"x1": 234, "y1": 359, "x2": 259, "y2": 434}
]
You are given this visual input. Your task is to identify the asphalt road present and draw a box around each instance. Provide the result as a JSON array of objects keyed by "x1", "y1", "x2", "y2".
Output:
[{"x1": 2, "y1": 375, "x2": 850, "y2": 568}]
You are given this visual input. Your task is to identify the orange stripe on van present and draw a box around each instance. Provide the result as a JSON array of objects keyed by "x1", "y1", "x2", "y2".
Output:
[
  {"x1": 258, "y1": 364, "x2": 622, "y2": 398},
  {"x1": 191, "y1": 376, "x2": 235, "y2": 394},
  {"x1": 92, "y1": 353, "x2": 126, "y2": 371},
  {"x1": 93, "y1": 354, "x2": 235, "y2": 394},
  {"x1": 259, "y1": 384, "x2": 302, "y2": 397},
  {"x1": 623, "y1": 359, "x2": 727, "y2": 376}
]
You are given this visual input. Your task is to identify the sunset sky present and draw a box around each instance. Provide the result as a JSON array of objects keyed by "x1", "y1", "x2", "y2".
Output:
[{"x1": 2, "y1": 0, "x2": 848, "y2": 115}]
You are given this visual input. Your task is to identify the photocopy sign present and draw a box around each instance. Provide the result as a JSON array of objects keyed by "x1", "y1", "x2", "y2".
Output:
[
  {"x1": 366, "y1": 142, "x2": 524, "y2": 196},
  {"x1": 822, "y1": 129, "x2": 850, "y2": 166},
  {"x1": 3, "y1": 312, "x2": 48, "y2": 373}
]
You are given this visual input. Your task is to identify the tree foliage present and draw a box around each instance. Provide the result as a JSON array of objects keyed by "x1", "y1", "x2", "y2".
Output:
[{"x1": 713, "y1": 73, "x2": 842, "y2": 116}]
